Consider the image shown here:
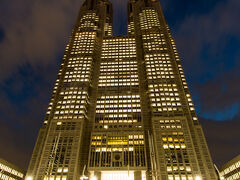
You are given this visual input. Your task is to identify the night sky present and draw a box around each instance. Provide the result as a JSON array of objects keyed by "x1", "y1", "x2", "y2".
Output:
[{"x1": 0, "y1": 0, "x2": 240, "y2": 171}]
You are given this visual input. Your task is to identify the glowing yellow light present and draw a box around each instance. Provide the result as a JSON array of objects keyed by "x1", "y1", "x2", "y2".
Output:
[
  {"x1": 26, "y1": 177, "x2": 33, "y2": 180},
  {"x1": 80, "y1": 175, "x2": 89, "y2": 180},
  {"x1": 195, "y1": 176, "x2": 202, "y2": 180},
  {"x1": 90, "y1": 176, "x2": 97, "y2": 180}
]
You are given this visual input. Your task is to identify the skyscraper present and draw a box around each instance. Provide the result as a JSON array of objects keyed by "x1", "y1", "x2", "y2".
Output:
[{"x1": 26, "y1": 0, "x2": 218, "y2": 179}]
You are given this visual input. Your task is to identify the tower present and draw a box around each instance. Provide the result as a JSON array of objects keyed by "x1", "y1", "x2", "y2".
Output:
[{"x1": 26, "y1": 0, "x2": 218, "y2": 179}]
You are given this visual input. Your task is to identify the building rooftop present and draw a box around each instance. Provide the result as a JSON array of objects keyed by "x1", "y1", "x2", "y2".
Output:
[
  {"x1": 220, "y1": 155, "x2": 240, "y2": 171},
  {"x1": 0, "y1": 157, "x2": 26, "y2": 179}
]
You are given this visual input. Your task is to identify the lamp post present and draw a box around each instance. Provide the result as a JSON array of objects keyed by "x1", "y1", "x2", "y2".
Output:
[{"x1": 80, "y1": 165, "x2": 88, "y2": 180}]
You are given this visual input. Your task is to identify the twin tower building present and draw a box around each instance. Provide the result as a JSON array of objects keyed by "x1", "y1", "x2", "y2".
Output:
[{"x1": 26, "y1": 0, "x2": 218, "y2": 179}]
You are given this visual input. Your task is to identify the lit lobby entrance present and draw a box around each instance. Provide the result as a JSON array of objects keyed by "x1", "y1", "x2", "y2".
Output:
[
  {"x1": 101, "y1": 171, "x2": 134, "y2": 180},
  {"x1": 91, "y1": 171, "x2": 146, "y2": 180}
]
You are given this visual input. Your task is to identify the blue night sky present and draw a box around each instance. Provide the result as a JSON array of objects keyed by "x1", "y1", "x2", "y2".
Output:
[{"x1": 0, "y1": 0, "x2": 240, "y2": 171}]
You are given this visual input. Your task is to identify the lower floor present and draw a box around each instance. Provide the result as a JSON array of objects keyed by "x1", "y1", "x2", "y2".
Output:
[{"x1": 87, "y1": 170, "x2": 147, "y2": 180}]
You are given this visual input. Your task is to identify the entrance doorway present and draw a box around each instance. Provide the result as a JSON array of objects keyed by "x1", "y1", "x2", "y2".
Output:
[{"x1": 101, "y1": 171, "x2": 134, "y2": 180}]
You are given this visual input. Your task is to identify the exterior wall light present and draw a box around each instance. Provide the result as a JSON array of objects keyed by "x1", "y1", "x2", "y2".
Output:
[
  {"x1": 80, "y1": 175, "x2": 89, "y2": 180},
  {"x1": 90, "y1": 176, "x2": 97, "y2": 180},
  {"x1": 26, "y1": 176, "x2": 33, "y2": 180},
  {"x1": 195, "y1": 175, "x2": 202, "y2": 180}
]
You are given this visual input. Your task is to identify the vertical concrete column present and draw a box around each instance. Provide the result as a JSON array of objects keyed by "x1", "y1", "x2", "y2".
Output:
[
  {"x1": 95, "y1": 171, "x2": 101, "y2": 180},
  {"x1": 135, "y1": 171, "x2": 142, "y2": 180}
]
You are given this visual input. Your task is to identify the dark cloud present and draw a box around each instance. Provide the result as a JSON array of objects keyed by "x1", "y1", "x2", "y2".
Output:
[
  {"x1": 0, "y1": 120, "x2": 30, "y2": 170},
  {"x1": 201, "y1": 116, "x2": 240, "y2": 167},
  {"x1": 171, "y1": 0, "x2": 240, "y2": 120},
  {"x1": 174, "y1": 0, "x2": 240, "y2": 73},
  {"x1": 196, "y1": 62, "x2": 240, "y2": 118},
  {"x1": 0, "y1": 64, "x2": 56, "y2": 170},
  {"x1": 0, "y1": 27, "x2": 5, "y2": 42},
  {"x1": 0, "y1": 0, "x2": 83, "y2": 80}
]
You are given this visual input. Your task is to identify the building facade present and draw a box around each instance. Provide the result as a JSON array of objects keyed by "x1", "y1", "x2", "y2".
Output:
[
  {"x1": 0, "y1": 158, "x2": 25, "y2": 180},
  {"x1": 26, "y1": 0, "x2": 218, "y2": 179},
  {"x1": 220, "y1": 155, "x2": 240, "y2": 180}
]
